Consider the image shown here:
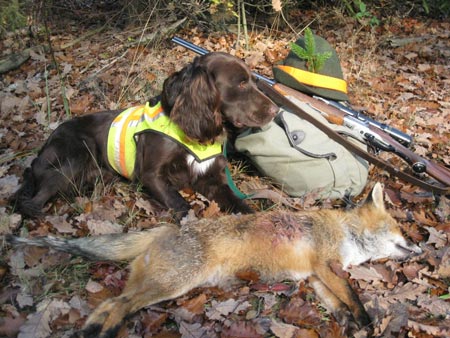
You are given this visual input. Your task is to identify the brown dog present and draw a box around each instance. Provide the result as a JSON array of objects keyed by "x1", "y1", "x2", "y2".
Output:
[{"x1": 13, "y1": 52, "x2": 278, "y2": 219}]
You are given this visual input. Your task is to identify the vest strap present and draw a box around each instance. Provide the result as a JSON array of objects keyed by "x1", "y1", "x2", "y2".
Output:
[{"x1": 223, "y1": 141, "x2": 252, "y2": 200}]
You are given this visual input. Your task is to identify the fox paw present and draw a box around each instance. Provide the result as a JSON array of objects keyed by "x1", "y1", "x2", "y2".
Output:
[
  {"x1": 333, "y1": 308, "x2": 352, "y2": 328},
  {"x1": 71, "y1": 323, "x2": 121, "y2": 338},
  {"x1": 70, "y1": 324, "x2": 101, "y2": 338}
]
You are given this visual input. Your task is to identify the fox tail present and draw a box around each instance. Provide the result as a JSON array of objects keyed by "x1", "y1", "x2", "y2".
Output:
[{"x1": 5, "y1": 225, "x2": 175, "y2": 261}]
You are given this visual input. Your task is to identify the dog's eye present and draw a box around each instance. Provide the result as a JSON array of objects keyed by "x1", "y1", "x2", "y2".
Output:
[{"x1": 239, "y1": 81, "x2": 247, "y2": 89}]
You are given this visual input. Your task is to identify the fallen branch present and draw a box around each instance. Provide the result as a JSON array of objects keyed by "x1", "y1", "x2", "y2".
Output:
[
  {"x1": 125, "y1": 18, "x2": 186, "y2": 47},
  {"x1": 387, "y1": 35, "x2": 433, "y2": 47}
]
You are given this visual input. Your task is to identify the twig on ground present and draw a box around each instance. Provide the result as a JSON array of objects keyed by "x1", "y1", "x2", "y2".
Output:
[{"x1": 60, "y1": 26, "x2": 107, "y2": 50}]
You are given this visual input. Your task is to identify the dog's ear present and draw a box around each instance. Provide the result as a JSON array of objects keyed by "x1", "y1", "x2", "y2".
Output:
[
  {"x1": 161, "y1": 62, "x2": 223, "y2": 143},
  {"x1": 160, "y1": 65, "x2": 190, "y2": 111}
]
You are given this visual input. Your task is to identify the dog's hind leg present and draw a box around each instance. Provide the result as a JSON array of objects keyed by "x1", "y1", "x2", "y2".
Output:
[
  {"x1": 13, "y1": 163, "x2": 69, "y2": 217},
  {"x1": 15, "y1": 142, "x2": 96, "y2": 217}
]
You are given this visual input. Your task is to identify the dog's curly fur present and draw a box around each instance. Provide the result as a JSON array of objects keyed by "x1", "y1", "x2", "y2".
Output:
[{"x1": 13, "y1": 52, "x2": 278, "y2": 219}]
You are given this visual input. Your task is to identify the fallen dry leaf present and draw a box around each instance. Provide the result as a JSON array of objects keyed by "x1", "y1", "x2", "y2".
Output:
[
  {"x1": 222, "y1": 320, "x2": 264, "y2": 338},
  {"x1": 205, "y1": 299, "x2": 250, "y2": 321},
  {"x1": 279, "y1": 298, "x2": 322, "y2": 327},
  {"x1": 0, "y1": 314, "x2": 27, "y2": 338},
  {"x1": 1, "y1": 7, "x2": 450, "y2": 338},
  {"x1": 270, "y1": 319, "x2": 304, "y2": 338},
  {"x1": 86, "y1": 219, "x2": 123, "y2": 235},
  {"x1": 180, "y1": 293, "x2": 208, "y2": 315},
  {"x1": 85, "y1": 279, "x2": 104, "y2": 293},
  {"x1": 45, "y1": 214, "x2": 77, "y2": 234}
]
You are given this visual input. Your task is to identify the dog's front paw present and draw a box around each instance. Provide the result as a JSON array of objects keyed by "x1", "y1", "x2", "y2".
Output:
[
  {"x1": 232, "y1": 201, "x2": 255, "y2": 214},
  {"x1": 172, "y1": 207, "x2": 190, "y2": 223}
]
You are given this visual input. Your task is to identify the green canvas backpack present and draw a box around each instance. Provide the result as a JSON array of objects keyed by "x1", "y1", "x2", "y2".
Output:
[
  {"x1": 234, "y1": 97, "x2": 369, "y2": 199},
  {"x1": 234, "y1": 32, "x2": 369, "y2": 199}
]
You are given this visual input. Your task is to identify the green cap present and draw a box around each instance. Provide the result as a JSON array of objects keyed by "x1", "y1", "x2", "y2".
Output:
[{"x1": 273, "y1": 34, "x2": 349, "y2": 101}]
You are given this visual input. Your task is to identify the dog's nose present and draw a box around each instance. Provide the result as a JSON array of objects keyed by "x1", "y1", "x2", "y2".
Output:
[{"x1": 268, "y1": 103, "x2": 280, "y2": 117}]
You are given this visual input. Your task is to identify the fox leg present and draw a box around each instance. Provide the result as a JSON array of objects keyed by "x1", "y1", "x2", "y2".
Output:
[
  {"x1": 79, "y1": 237, "x2": 206, "y2": 337},
  {"x1": 309, "y1": 275, "x2": 353, "y2": 328},
  {"x1": 81, "y1": 287, "x2": 175, "y2": 338},
  {"x1": 312, "y1": 264, "x2": 371, "y2": 328}
]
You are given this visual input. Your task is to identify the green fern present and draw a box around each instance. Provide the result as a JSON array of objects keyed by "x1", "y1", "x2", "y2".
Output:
[{"x1": 290, "y1": 28, "x2": 332, "y2": 73}]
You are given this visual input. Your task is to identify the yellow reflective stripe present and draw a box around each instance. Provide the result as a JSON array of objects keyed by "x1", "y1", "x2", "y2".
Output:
[
  {"x1": 149, "y1": 114, "x2": 222, "y2": 161},
  {"x1": 107, "y1": 102, "x2": 223, "y2": 179},
  {"x1": 109, "y1": 112, "x2": 127, "y2": 175},
  {"x1": 275, "y1": 65, "x2": 348, "y2": 93},
  {"x1": 111, "y1": 106, "x2": 142, "y2": 178},
  {"x1": 143, "y1": 101, "x2": 163, "y2": 119}
]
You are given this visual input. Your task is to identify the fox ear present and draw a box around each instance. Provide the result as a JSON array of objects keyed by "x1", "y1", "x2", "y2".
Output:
[{"x1": 371, "y1": 182, "x2": 386, "y2": 211}]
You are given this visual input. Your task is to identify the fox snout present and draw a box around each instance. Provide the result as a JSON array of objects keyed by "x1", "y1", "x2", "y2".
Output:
[
  {"x1": 394, "y1": 239, "x2": 422, "y2": 259},
  {"x1": 404, "y1": 241, "x2": 422, "y2": 255}
]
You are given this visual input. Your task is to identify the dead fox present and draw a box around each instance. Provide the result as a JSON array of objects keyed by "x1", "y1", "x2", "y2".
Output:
[{"x1": 6, "y1": 183, "x2": 421, "y2": 337}]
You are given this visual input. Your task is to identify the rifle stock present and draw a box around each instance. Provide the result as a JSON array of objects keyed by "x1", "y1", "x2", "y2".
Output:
[
  {"x1": 273, "y1": 83, "x2": 346, "y2": 125},
  {"x1": 368, "y1": 127, "x2": 450, "y2": 187}
]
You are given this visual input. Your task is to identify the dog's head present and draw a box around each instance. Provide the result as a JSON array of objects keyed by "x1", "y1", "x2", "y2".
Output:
[{"x1": 161, "y1": 52, "x2": 278, "y2": 143}]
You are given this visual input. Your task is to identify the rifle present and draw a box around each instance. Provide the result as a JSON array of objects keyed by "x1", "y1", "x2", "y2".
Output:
[
  {"x1": 172, "y1": 37, "x2": 450, "y2": 194},
  {"x1": 172, "y1": 36, "x2": 412, "y2": 147}
]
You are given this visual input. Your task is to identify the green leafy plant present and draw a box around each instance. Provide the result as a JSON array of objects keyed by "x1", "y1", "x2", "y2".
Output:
[
  {"x1": 289, "y1": 28, "x2": 331, "y2": 73},
  {"x1": 342, "y1": 0, "x2": 379, "y2": 26},
  {"x1": 354, "y1": 0, "x2": 379, "y2": 26},
  {"x1": 422, "y1": 0, "x2": 450, "y2": 17}
]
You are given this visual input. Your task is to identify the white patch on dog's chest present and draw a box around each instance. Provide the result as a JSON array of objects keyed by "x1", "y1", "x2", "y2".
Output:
[{"x1": 186, "y1": 154, "x2": 215, "y2": 176}]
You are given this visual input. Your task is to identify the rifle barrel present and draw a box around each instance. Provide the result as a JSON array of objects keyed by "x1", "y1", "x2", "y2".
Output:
[
  {"x1": 172, "y1": 37, "x2": 209, "y2": 56},
  {"x1": 171, "y1": 37, "x2": 276, "y2": 85},
  {"x1": 172, "y1": 36, "x2": 411, "y2": 147}
]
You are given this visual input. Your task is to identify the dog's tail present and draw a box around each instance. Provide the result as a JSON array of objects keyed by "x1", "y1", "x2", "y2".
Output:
[
  {"x1": 11, "y1": 168, "x2": 42, "y2": 218},
  {"x1": 5, "y1": 225, "x2": 176, "y2": 261}
]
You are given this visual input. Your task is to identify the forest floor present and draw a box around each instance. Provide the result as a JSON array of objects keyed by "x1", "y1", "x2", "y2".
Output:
[{"x1": 0, "y1": 6, "x2": 449, "y2": 338}]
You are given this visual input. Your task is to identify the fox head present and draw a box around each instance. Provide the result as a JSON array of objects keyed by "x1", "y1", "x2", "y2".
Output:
[{"x1": 341, "y1": 182, "x2": 422, "y2": 268}]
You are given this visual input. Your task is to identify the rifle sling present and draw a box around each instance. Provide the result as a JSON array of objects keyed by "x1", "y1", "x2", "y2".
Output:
[{"x1": 257, "y1": 80, "x2": 450, "y2": 195}]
